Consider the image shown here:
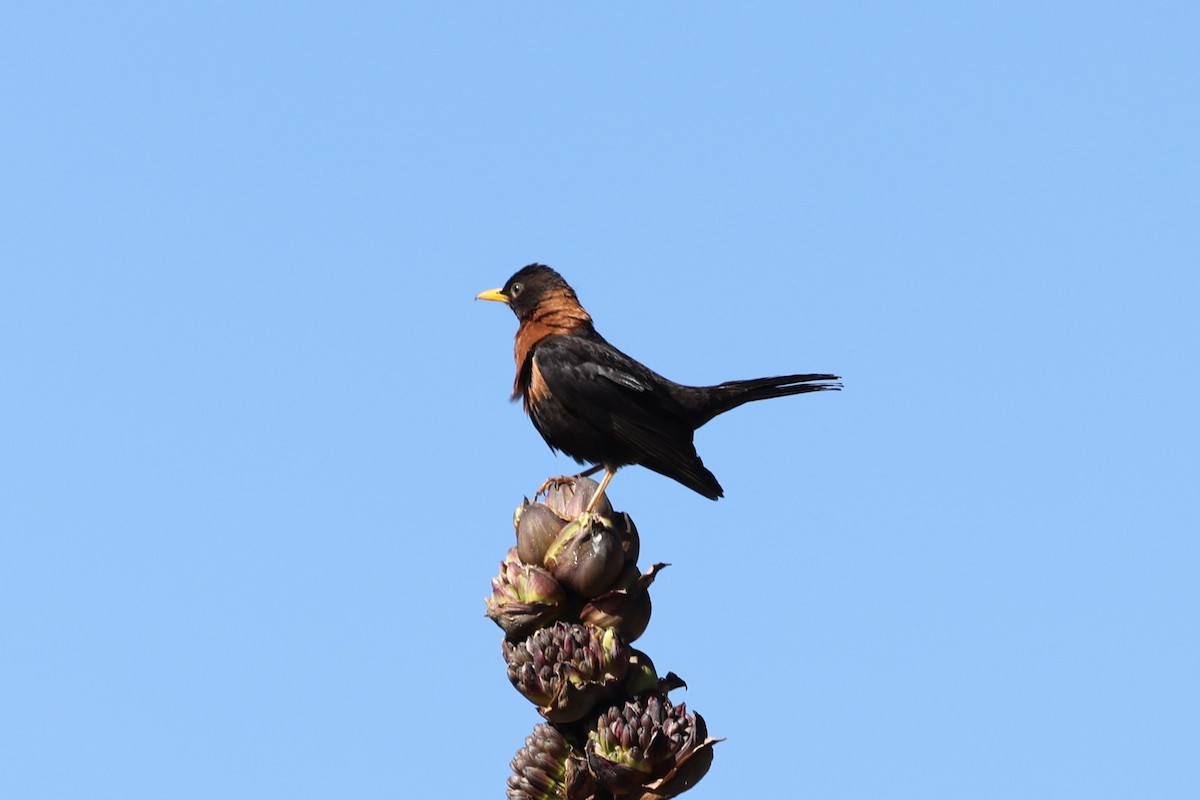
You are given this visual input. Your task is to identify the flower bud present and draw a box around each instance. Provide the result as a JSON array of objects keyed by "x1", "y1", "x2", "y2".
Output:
[
  {"x1": 587, "y1": 694, "x2": 721, "y2": 798},
  {"x1": 542, "y1": 476, "x2": 614, "y2": 520},
  {"x1": 543, "y1": 514, "x2": 625, "y2": 598},
  {"x1": 578, "y1": 562, "x2": 666, "y2": 643},
  {"x1": 503, "y1": 621, "x2": 630, "y2": 723},
  {"x1": 506, "y1": 722, "x2": 594, "y2": 800},
  {"x1": 515, "y1": 500, "x2": 568, "y2": 566},
  {"x1": 486, "y1": 548, "x2": 567, "y2": 640},
  {"x1": 614, "y1": 511, "x2": 640, "y2": 566},
  {"x1": 622, "y1": 648, "x2": 660, "y2": 696}
]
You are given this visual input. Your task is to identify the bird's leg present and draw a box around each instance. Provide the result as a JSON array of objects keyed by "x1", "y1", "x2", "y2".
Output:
[
  {"x1": 535, "y1": 465, "x2": 603, "y2": 498},
  {"x1": 583, "y1": 467, "x2": 617, "y2": 514}
]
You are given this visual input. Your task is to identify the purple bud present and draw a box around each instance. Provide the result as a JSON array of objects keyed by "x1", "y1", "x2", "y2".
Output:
[{"x1": 543, "y1": 514, "x2": 626, "y2": 598}]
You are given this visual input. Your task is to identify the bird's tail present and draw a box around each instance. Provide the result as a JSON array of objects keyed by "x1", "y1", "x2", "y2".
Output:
[{"x1": 685, "y1": 373, "x2": 842, "y2": 427}]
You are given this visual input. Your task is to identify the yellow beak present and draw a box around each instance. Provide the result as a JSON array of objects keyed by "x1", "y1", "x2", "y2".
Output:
[{"x1": 476, "y1": 288, "x2": 509, "y2": 303}]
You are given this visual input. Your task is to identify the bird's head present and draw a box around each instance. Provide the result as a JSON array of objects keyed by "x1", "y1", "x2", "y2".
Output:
[{"x1": 477, "y1": 264, "x2": 585, "y2": 323}]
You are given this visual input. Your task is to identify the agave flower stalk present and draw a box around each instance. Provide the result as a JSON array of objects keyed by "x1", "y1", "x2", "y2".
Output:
[{"x1": 493, "y1": 477, "x2": 719, "y2": 798}]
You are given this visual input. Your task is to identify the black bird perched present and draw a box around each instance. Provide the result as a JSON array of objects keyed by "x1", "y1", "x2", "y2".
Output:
[{"x1": 477, "y1": 264, "x2": 840, "y2": 511}]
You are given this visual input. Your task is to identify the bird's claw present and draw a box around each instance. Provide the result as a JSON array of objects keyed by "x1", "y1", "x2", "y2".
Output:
[{"x1": 535, "y1": 475, "x2": 579, "y2": 499}]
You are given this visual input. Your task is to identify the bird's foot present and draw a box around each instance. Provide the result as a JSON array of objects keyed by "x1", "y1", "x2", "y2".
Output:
[
  {"x1": 535, "y1": 466, "x2": 604, "y2": 499},
  {"x1": 535, "y1": 475, "x2": 579, "y2": 498}
]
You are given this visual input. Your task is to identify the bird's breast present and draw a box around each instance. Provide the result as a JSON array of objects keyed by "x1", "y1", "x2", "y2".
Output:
[{"x1": 523, "y1": 356, "x2": 552, "y2": 412}]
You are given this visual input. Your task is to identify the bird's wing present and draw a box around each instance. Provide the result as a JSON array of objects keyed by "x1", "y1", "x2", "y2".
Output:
[
  {"x1": 533, "y1": 336, "x2": 688, "y2": 434},
  {"x1": 532, "y1": 336, "x2": 721, "y2": 496}
]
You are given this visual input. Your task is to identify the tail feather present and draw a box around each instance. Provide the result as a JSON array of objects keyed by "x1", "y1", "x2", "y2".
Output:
[
  {"x1": 642, "y1": 457, "x2": 724, "y2": 500},
  {"x1": 684, "y1": 373, "x2": 842, "y2": 427}
]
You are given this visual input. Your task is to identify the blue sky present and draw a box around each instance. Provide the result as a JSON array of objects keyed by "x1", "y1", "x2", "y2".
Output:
[{"x1": 2, "y1": 3, "x2": 1197, "y2": 798}]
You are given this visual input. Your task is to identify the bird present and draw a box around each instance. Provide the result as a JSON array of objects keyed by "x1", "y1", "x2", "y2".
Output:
[{"x1": 477, "y1": 264, "x2": 840, "y2": 512}]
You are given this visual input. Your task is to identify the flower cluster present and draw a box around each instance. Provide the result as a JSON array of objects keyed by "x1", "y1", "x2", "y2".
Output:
[{"x1": 488, "y1": 477, "x2": 719, "y2": 799}]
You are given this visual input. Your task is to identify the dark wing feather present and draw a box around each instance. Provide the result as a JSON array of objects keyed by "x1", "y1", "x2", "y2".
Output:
[{"x1": 531, "y1": 335, "x2": 723, "y2": 499}]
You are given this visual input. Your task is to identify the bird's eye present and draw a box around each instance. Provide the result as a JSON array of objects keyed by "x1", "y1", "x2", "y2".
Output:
[{"x1": 510, "y1": 283, "x2": 524, "y2": 297}]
